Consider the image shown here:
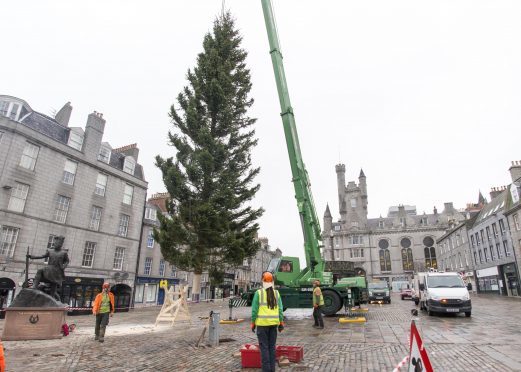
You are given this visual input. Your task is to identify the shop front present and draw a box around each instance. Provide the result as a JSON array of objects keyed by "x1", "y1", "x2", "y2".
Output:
[
  {"x1": 111, "y1": 284, "x2": 132, "y2": 312},
  {"x1": 0, "y1": 277, "x2": 16, "y2": 319},
  {"x1": 476, "y1": 266, "x2": 502, "y2": 295},
  {"x1": 61, "y1": 276, "x2": 104, "y2": 315},
  {"x1": 135, "y1": 277, "x2": 180, "y2": 306},
  {"x1": 500, "y1": 263, "x2": 520, "y2": 297}
]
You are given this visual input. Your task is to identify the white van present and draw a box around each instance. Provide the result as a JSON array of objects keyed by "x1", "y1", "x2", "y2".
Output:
[{"x1": 418, "y1": 272, "x2": 472, "y2": 317}]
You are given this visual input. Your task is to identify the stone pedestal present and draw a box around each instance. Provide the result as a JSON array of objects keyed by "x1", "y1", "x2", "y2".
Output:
[{"x1": 2, "y1": 307, "x2": 67, "y2": 340}]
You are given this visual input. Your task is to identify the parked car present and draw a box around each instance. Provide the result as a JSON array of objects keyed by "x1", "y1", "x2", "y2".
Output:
[
  {"x1": 368, "y1": 281, "x2": 391, "y2": 304},
  {"x1": 400, "y1": 286, "x2": 413, "y2": 300}
]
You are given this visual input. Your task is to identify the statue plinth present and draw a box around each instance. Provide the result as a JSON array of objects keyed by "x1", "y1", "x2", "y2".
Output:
[{"x1": 2, "y1": 288, "x2": 67, "y2": 341}]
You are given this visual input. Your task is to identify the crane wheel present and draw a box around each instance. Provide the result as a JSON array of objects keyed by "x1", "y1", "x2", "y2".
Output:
[{"x1": 321, "y1": 290, "x2": 342, "y2": 316}]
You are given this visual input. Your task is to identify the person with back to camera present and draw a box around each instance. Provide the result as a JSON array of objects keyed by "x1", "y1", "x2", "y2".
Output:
[{"x1": 251, "y1": 272, "x2": 284, "y2": 372}]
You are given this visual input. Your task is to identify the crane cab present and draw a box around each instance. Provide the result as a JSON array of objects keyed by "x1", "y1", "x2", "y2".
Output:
[{"x1": 267, "y1": 257, "x2": 300, "y2": 286}]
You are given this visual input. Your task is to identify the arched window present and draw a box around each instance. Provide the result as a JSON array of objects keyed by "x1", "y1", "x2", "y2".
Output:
[
  {"x1": 400, "y1": 237, "x2": 413, "y2": 271},
  {"x1": 378, "y1": 239, "x2": 391, "y2": 271},
  {"x1": 423, "y1": 237, "x2": 437, "y2": 269}
]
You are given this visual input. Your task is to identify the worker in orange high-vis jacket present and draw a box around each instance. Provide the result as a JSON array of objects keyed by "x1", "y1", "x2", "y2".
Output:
[
  {"x1": 92, "y1": 283, "x2": 115, "y2": 342},
  {"x1": 0, "y1": 339, "x2": 5, "y2": 372},
  {"x1": 251, "y1": 272, "x2": 284, "y2": 372}
]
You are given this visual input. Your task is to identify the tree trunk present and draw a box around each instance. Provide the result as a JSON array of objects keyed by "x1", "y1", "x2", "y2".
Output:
[{"x1": 192, "y1": 272, "x2": 202, "y2": 302}]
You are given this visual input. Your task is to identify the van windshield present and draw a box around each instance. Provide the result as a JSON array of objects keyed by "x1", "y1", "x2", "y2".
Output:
[
  {"x1": 368, "y1": 282, "x2": 387, "y2": 289},
  {"x1": 427, "y1": 275, "x2": 464, "y2": 288}
]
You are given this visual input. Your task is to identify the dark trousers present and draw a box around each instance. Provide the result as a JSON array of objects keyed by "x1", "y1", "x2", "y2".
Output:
[
  {"x1": 95, "y1": 313, "x2": 110, "y2": 335},
  {"x1": 256, "y1": 325, "x2": 278, "y2": 372},
  {"x1": 313, "y1": 306, "x2": 324, "y2": 327}
]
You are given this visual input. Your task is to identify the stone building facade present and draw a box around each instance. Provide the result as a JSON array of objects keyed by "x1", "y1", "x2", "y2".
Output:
[
  {"x1": 468, "y1": 162, "x2": 521, "y2": 297},
  {"x1": 322, "y1": 163, "x2": 466, "y2": 290},
  {"x1": 0, "y1": 95, "x2": 147, "y2": 312}
]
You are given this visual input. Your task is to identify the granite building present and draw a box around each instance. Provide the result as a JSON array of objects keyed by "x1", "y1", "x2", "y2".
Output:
[
  {"x1": 322, "y1": 163, "x2": 466, "y2": 290},
  {"x1": 0, "y1": 95, "x2": 147, "y2": 313}
]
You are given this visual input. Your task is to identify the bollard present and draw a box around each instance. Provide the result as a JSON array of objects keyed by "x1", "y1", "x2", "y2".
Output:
[{"x1": 208, "y1": 311, "x2": 220, "y2": 347}]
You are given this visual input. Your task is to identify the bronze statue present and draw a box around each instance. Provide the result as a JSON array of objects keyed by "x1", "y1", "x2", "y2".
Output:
[{"x1": 27, "y1": 236, "x2": 69, "y2": 302}]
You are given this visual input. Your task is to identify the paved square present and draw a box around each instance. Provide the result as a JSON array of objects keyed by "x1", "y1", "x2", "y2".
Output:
[{"x1": 2, "y1": 293, "x2": 521, "y2": 371}]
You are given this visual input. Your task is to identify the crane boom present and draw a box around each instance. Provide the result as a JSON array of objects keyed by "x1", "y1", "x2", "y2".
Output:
[{"x1": 261, "y1": 0, "x2": 324, "y2": 277}]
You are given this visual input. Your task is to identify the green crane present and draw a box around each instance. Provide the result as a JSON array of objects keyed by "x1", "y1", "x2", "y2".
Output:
[{"x1": 247, "y1": 0, "x2": 367, "y2": 316}]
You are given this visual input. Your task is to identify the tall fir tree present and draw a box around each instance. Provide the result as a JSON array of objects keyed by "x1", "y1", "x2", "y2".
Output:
[{"x1": 154, "y1": 12, "x2": 263, "y2": 300}]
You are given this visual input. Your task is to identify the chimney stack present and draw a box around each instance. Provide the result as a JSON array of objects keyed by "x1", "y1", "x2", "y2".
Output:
[
  {"x1": 509, "y1": 161, "x2": 521, "y2": 183},
  {"x1": 490, "y1": 187, "x2": 503, "y2": 200}
]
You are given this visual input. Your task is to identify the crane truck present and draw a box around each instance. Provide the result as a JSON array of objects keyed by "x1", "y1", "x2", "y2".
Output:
[{"x1": 242, "y1": 0, "x2": 367, "y2": 316}]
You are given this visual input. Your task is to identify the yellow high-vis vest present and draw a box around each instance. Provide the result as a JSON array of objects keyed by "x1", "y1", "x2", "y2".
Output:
[
  {"x1": 255, "y1": 288, "x2": 280, "y2": 326},
  {"x1": 313, "y1": 287, "x2": 324, "y2": 306}
]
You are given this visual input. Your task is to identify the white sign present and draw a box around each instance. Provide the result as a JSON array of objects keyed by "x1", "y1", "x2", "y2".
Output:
[
  {"x1": 476, "y1": 266, "x2": 499, "y2": 278},
  {"x1": 408, "y1": 321, "x2": 433, "y2": 372}
]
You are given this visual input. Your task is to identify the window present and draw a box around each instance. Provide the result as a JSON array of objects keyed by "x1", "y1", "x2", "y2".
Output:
[
  {"x1": 514, "y1": 214, "x2": 520, "y2": 231},
  {"x1": 113, "y1": 247, "x2": 125, "y2": 270},
  {"x1": 350, "y1": 198, "x2": 357, "y2": 208},
  {"x1": 470, "y1": 235, "x2": 475, "y2": 248},
  {"x1": 496, "y1": 243, "x2": 502, "y2": 259},
  {"x1": 335, "y1": 249, "x2": 340, "y2": 260},
  {"x1": 0, "y1": 226, "x2": 19, "y2": 257},
  {"x1": 484, "y1": 247, "x2": 489, "y2": 261},
  {"x1": 492, "y1": 223, "x2": 498, "y2": 237},
  {"x1": 378, "y1": 239, "x2": 391, "y2": 271},
  {"x1": 8, "y1": 103, "x2": 19, "y2": 120},
  {"x1": 145, "y1": 207, "x2": 157, "y2": 221},
  {"x1": 68, "y1": 131, "x2": 84, "y2": 151},
  {"x1": 170, "y1": 265, "x2": 177, "y2": 277},
  {"x1": 53, "y1": 195, "x2": 71, "y2": 223},
  {"x1": 89, "y1": 206, "x2": 102, "y2": 231},
  {"x1": 423, "y1": 237, "x2": 437, "y2": 269},
  {"x1": 456, "y1": 234, "x2": 460, "y2": 246},
  {"x1": 378, "y1": 220, "x2": 384, "y2": 228},
  {"x1": 98, "y1": 145, "x2": 111, "y2": 163},
  {"x1": 402, "y1": 248, "x2": 414, "y2": 271},
  {"x1": 486, "y1": 227, "x2": 491, "y2": 241},
  {"x1": 82, "y1": 242, "x2": 96, "y2": 267},
  {"x1": 95, "y1": 173, "x2": 108, "y2": 196},
  {"x1": 420, "y1": 217, "x2": 427, "y2": 226},
  {"x1": 62, "y1": 160, "x2": 78, "y2": 185},
  {"x1": 8, "y1": 182, "x2": 29, "y2": 212},
  {"x1": 490, "y1": 245, "x2": 496, "y2": 260},
  {"x1": 144, "y1": 257, "x2": 152, "y2": 275},
  {"x1": 147, "y1": 230, "x2": 154, "y2": 248},
  {"x1": 350, "y1": 248, "x2": 363, "y2": 258},
  {"x1": 19, "y1": 142, "x2": 39, "y2": 170},
  {"x1": 334, "y1": 225, "x2": 340, "y2": 231},
  {"x1": 0, "y1": 101, "x2": 9, "y2": 116},
  {"x1": 475, "y1": 233, "x2": 480, "y2": 246},
  {"x1": 474, "y1": 252, "x2": 478, "y2": 265},
  {"x1": 478, "y1": 250, "x2": 483, "y2": 263},
  {"x1": 118, "y1": 214, "x2": 130, "y2": 237},
  {"x1": 159, "y1": 259, "x2": 165, "y2": 277},
  {"x1": 279, "y1": 260, "x2": 293, "y2": 272},
  {"x1": 499, "y1": 219, "x2": 506, "y2": 234},
  {"x1": 480, "y1": 230, "x2": 485, "y2": 245},
  {"x1": 123, "y1": 156, "x2": 136, "y2": 175},
  {"x1": 400, "y1": 217, "x2": 406, "y2": 227},
  {"x1": 503, "y1": 240, "x2": 511, "y2": 256},
  {"x1": 350, "y1": 235, "x2": 363, "y2": 245},
  {"x1": 123, "y1": 184, "x2": 133, "y2": 205}
]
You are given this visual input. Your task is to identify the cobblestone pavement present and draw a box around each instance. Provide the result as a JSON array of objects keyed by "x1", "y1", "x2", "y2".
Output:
[{"x1": 2, "y1": 293, "x2": 521, "y2": 371}]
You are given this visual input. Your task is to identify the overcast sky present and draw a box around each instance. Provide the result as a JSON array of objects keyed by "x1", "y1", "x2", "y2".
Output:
[{"x1": 3, "y1": 1, "x2": 520, "y2": 262}]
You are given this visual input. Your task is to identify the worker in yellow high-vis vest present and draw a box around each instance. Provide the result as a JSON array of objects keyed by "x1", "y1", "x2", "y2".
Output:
[
  {"x1": 312, "y1": 280, "x2": 324, "y2": 329},
  {"x1": 251, "y1": 272, "x2": 284, "y2": 372}
]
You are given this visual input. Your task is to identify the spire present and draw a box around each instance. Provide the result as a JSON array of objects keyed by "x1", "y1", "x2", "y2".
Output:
[
  {"x1": 359, "y1": 168, "x2": 366, "y2": 178},
  {"x1": 324, "y1": 203, "x2": 332, "y2": 218},
  {"x1": 478, "y1": 190, "x2": 487, "y2": 205}
]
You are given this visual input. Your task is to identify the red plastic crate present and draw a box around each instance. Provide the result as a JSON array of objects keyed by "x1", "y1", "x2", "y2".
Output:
[
  {"x1": 240, "y1": 344, "x2": 262, "y2": 368},
  {"x1": 276, "y1": 345, "x2": 304, "y2": 363}
]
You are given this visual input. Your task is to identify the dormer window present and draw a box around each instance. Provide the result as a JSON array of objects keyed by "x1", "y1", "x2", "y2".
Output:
[
  {"x1": 68, "y1": 130, "x2": 84, "y2": 151},
  {"x1": 0, "y1": 100, "x2": 22, "y2": 121},
  {"x1": 123, "y1": 156, "x2": 136, "y2": 175},
  {"x1": 98, "y1": 145, "x2": 111, "y2": 164},
  {"x1": 378, "y1": 220, "x2": 384, "y2": 228}
]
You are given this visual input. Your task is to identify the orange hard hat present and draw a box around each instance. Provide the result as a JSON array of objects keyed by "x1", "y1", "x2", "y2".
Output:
[{"x1": 262, "y1": 272, "x2": 273, "y2": 283}]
